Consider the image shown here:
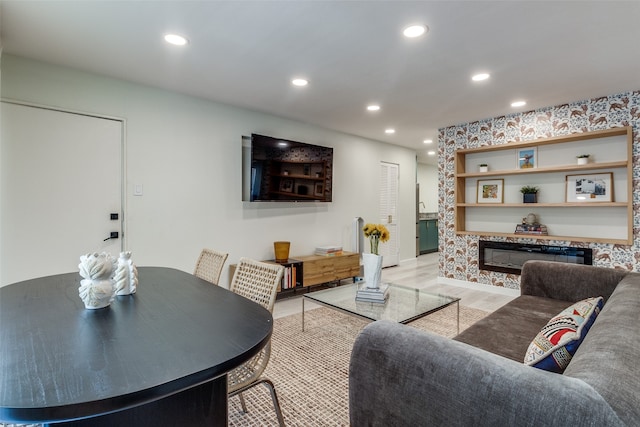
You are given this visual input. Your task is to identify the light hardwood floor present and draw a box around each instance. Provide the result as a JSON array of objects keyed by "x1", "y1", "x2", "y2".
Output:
[{"x1": 273, "y1": 252, "x2": 517, "y2": 319}]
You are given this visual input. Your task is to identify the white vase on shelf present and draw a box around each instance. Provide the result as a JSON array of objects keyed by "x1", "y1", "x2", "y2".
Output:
[{"x1": 363, "y1": 253, "x2": 383, "y2": 289}]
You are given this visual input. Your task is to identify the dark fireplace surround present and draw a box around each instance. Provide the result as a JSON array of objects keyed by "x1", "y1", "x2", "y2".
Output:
[{"x1": 479, "y1": 241, "x2": 593, "y2": 275}]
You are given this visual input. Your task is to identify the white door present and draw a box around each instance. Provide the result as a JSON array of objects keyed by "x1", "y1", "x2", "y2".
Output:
[
  {"x1": 379, "y1": 161, "x2": 399, "y2": 267},
  {"x1": 1, "y1": 102, "x2": 123, "y2": 286}
]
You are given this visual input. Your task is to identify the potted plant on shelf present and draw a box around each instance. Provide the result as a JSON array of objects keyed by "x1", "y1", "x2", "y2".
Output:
[
  {"x1": 479, "y1": 163, "x2": 489, "y2": 173},
  {"x1": 577, "y1": 154, "x2": 590, "y2": 165},
  {"x1": 520, "y1": 186, "x2": 539, "y2": 203}
]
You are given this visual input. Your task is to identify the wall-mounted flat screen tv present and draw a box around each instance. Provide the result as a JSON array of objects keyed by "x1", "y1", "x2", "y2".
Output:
[{"x1": 244, "y1": 134, "x2": 333, "y2": 202}]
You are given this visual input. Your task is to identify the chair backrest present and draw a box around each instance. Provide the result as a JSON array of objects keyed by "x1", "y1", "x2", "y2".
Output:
[
  {"x1": 194, "y1": 248, "x2": 229, "y2": 285},
  {"x1": 229, "y1": 257, "x2": 284, "y2": 313}
]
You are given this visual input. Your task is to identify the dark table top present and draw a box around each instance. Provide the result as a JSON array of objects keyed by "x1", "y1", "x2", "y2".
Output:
[{"x1": 0, "y1": 267, "x2": 273, "y2": 423}]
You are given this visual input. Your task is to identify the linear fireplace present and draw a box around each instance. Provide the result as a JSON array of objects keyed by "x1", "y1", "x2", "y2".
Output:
[{"x1": 479, "y1": 241, "x2": 593, "y2": 275}]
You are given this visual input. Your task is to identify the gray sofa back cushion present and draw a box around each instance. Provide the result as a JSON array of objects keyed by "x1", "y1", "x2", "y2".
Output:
[
  {"x1": 564, "y1": 274, "x2": 640, "y2": 426},
  {"x1": 520, "y1": 261, "x2": 627, "y2": 303}
]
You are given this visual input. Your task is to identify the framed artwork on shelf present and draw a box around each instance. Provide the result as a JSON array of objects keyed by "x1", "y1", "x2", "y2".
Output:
[
  {"x1": 477, "y1": 179, "x2": 504, "y2": 204},
  {"x1": 280, "y1": 178, "x2": 293, "y2": 193},
  {"x1": 517, "y1": 147, "x2": 537, "y2": 169},
  {"x1": 566, "y1": 173, "x2": 613, "y2": 202},
  {"x1": 314, "y1": 183, "x2": 324, "y2": 196}
]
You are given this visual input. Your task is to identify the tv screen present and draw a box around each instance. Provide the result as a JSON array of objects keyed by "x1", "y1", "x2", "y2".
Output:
[{"x1": 246, "y1": 134, "x2": 333, "y2": 202}]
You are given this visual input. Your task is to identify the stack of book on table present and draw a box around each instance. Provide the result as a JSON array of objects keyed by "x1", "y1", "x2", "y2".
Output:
[
  {"x1": 356, "y1": 283, "x2": 389, "y2": 304},
  {"x1": 315, "y1": 245, "x2": 343, "y2": 256},
  {"x1": 514, "y1": 224, "x2": 548, "y2": 235}
]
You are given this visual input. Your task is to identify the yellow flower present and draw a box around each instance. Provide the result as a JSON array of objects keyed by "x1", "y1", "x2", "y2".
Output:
[{"x1": 362, "y1": 223, "x2": 390, "y2": 255}]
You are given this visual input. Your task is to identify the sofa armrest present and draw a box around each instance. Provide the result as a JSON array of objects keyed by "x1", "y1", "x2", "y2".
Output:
[
  {"x1": 520, "y1": 260, "x2": 627, "y2": 303},
  {"x1": 349, "y1": 321, "x2": 623, "y2": 426}
]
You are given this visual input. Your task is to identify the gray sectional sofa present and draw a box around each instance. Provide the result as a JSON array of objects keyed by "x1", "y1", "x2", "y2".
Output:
[{"x1": 349, "y1": 260, "x2": 640, "y2": 426}]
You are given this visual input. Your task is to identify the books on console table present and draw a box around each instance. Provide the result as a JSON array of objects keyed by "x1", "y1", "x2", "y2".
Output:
[
  {"x1": 315, "y1": 245, "x2": 343, "y2": 256},
  {"x1": 356, "y1": 283, "x2": 389, "y2": 304}
]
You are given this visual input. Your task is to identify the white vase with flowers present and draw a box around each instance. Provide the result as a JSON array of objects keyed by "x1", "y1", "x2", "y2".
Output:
[{"x1": 362, "y1": 223, "x2": 390, "y2": 289}]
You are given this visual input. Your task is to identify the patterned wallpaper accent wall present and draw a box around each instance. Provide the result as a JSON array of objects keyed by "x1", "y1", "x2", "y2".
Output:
[{"x1": 438, "y1": 90, "x2": 640, "y2": 289}]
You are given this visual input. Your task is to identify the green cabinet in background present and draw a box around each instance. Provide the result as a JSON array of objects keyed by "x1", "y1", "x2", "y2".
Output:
[{"x1": 419, "y1": 219, "x2": 438, "y2": 254}]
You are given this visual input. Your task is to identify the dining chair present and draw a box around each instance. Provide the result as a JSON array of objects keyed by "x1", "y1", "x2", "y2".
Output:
[
  {"x1": 228, "y1": 257, "x2": 285, "y2": 426},
  {"x1": 193, "y1": 248, "x2": 229, "y2": 285}
]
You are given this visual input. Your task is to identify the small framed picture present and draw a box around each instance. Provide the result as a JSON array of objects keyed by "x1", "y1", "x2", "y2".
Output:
[
  {"x1": 303, "y1": 164, "x2": 311, "y2": 175},
  {"x1": 566, "y1": 173, "x2": 613, "y2": 202},
  {"x1": 279, "y1": 178, "x2": 293, "y2": 193},
  {"x1": 477, "y1": 179, "x2": 504, "y2": 204},
  {"x1": 314, "y1": 182, "x2": 324, "y2": 196},
  {"x1": 517, "y1": 147, "x2": 537, "y2": 169}
]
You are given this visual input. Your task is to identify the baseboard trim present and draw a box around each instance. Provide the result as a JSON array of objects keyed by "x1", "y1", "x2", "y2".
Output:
[{"x1": 437, "y1": 276, "x2": 520, "y2": 297}]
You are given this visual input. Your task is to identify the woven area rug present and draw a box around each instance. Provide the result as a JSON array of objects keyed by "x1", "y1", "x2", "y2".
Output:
[{"x1": 228, "y1": 304, "x2": 489, "y2": 426}]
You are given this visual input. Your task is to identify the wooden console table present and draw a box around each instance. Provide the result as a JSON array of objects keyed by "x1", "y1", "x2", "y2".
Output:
[
  {"x1": 229, "y1": 252, "x2": 360, "y2": 295},
  {"x1": 296, "y1": 252, "x2": 360, "y2": 287}
]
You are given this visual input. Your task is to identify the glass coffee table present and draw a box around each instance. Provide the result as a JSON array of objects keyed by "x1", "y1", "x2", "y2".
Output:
[{"x1": 302, "y1": 282, "x2": 460, "y2": 333}]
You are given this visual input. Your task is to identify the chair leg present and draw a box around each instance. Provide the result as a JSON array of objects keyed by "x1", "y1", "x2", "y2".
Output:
[
  {"x1": 261, "y1": 378, "x2": 286, "y2": 427},
  {"x1": 238, "y1": 391, "x2": 248, "y2": 413}
]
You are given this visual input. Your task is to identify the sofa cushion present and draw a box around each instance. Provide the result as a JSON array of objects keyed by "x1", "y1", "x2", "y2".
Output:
[
  {"x1": 454, "y1": 295, "x2": 571, "y2": 361},
  {"x1": 524, "y1": 296, "x2": 603, "y2": 373}
]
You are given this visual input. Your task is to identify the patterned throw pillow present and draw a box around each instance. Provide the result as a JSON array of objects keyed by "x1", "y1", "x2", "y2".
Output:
[{"x1": 524, "y1": 296, "x2": 604, "y2": 373}]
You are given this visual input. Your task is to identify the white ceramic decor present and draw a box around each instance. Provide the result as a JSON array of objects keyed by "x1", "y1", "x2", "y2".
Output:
[
  {"x1": 78, "y1": 252, "x2": 116, "y2": 309},
  {"x1": 115, "y1": 251, "x2": 138, "y2": 295}
]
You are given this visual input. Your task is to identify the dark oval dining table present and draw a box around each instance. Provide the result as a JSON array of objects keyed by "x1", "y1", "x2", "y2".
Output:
[{"x1": 0, "y1": 267, "x2": 273, "y2": 426}]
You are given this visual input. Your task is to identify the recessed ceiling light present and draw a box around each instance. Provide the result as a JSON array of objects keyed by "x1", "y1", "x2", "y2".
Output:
[
  {"x1": 423, "y1": 139, "x2": 433, "y2": 144},
  {"x1": 278, "y1": 142, "x2": 288, "y2": 147},
  {"x1": 427, "y1": 151, "x2": 436, "y2": 156},
  {"x1": 472, "y1": 73, "x2": 490, "y2": 82},
  {"x1": 403, "y1": 24, "x2": 428, "y2": 38},
  {"x1": 385, "y1": 128, "x2": 396, "y2": 134},
  {"x1": 164, "y1": 34, "x2": 188, "y2": 46},
  {"x1": 511, "y1": 100, "x2": 527, "y2": 107},
  {"x1": 291, "y1": 78, "x2": 309, "y2": 87},
  {"x1": 367, "y1": 104, "x2": 381, "y2": 112}
]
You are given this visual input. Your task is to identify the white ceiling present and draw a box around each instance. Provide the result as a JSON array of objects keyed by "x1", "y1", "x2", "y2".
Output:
[{"x1": 2, "y1": 1, "x2": 639, "y2": 164}]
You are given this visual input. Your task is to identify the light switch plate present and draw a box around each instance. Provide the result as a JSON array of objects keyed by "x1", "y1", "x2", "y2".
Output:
[{"x1": 134, "y1": 184, "x2": 143, "y2": 196}]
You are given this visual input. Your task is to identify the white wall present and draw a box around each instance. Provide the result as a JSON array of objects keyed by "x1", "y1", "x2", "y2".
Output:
[
  {"x1": 417, "y1": 162, "x2": 438, "y2": 213},
  {"x1": 1, "y1": 55, "x2": 417, "y2": 286}
]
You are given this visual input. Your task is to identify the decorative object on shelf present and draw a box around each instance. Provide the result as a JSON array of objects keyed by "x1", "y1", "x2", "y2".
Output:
[
  {"x1": 516, "y1": 214, "x2": 548, "y2": 235},
  {"x1": 514, "y1": 223, "x2": 548, "y2": 235},
  {"x1": 517, "y1": 147, "x2": 537, "y2": 169},
  {"x1": 279, "y1": 179, "x2": 293, "y2": 193},
  {"x1": 520, "y1": 186, "x2": 539, "y2": 203},
  {"x1": 362, "y1": 223, "x2": 390, "y2": 289},
  {"x1": 274, "y1": 241, "x2": 291, "y2": 262},
  {"x1": 566, "y1": 173, "x2": 613, "y2": 203},
  {"x1": 576, "y1": 154, "x2": 590, "y2": 165},
  {"x1": 479, "y1": 164, "x2": 488, "y2": 173},
  {"x1": 356, "y1": 282, "x2": 389, "y2": 304},
  {"x1": 477, "y1": 179, "x2": 504, "y2": 204},
  {"x1": 283, "y1": 170, "x2": 289, "y2": 175},
  {"x1": 114, "y1": 251, "x2": 138, "y2": 296},
  {"x1": 525, "y1": 213, "x2": 537, "y2": 225},
  {"x1": 78, "y1": 252, "x2": 116, "y2": 309}
]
